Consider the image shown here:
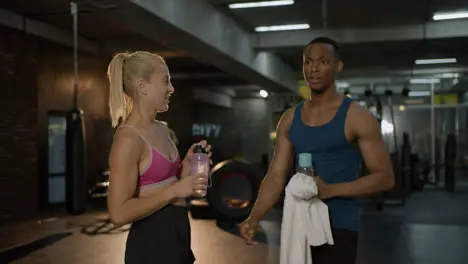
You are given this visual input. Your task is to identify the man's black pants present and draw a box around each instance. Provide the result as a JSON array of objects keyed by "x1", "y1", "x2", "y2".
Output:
[{"x1": 310, "y1": 229, "x2": 358, "y2": 264}]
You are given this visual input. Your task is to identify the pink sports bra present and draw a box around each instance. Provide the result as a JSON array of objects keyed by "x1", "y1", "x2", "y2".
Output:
[{"x1": 121, "y1": 125, "x2": 181, "y2": 187}]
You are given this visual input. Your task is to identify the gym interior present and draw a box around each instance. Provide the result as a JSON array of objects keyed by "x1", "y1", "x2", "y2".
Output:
[{"x1": 1, "y1": 0, "x2": 468, "y2": 263}]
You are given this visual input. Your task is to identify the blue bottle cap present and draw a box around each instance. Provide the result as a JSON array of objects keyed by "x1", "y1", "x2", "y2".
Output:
[{"x1": 298, "y1": 153, "x2": 312, "y2": 168}]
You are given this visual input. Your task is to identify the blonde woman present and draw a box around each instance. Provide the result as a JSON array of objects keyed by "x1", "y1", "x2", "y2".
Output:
[{"x1": 106, "y1": 51, "x2": 211, "y2": 264}]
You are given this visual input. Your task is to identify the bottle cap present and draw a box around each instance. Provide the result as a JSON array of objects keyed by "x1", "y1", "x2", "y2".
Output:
[
  {"x1": 194, "y1": 145, "x2": 206, "y2": 154},
  {"x1": 298, "y1": 153, "x2": 312, "y2": 168}
]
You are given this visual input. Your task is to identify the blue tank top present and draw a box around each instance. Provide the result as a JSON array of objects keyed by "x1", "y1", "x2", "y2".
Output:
[{"x1": 289, "y1": 97, "x2": 362, "y2": 231}]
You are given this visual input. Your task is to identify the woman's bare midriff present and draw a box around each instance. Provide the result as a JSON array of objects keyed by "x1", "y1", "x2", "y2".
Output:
[{"x1": 139, "y1": 181, "x2": 186, "y2": 207}]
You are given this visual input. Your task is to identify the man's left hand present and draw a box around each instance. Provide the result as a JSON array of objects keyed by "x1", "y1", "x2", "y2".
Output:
[{"x1": 315, "y1": 177, "x2": 335, "y2": 200}]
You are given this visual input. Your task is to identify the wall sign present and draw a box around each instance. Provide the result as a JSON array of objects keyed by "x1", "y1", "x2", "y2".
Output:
[{"x1": 192, "y1": 123, "x2": 221, "y2": 138}]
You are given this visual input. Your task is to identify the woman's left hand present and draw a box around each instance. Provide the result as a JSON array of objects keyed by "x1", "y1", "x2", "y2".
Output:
[{"x1": 180, "y1": 140, "x2": 213, "y2": 178}]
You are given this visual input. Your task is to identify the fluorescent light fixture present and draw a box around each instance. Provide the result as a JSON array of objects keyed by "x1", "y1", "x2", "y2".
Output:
[
  {"x1": 409, "y1": 78, "x2": 440, "y2": 84},
  {"x1": 433, "y1": 11, "x2": 468, "y2": 20},
  {"x1": 409, "y1": 91, "x2": 431, "y2": 97},
  {"x1": 259, "y1": 89, "x2": 268, "y2": 98},
  {"x1": 381, "y1": 120, "x2": 394, "y2": 135},
  {"x1": 415, "y1": 58, "x2": 457, "y2": 64},
  {"x1": 229, "y1": 0, "x2": 294, "y2": 9},
  {"x1": 255, "y1": 23, "x2": 309, "y2": 32},
  {"x1": 336, "y1": 81, "x2": 350, "y2": 88},
  {"x1": 436, "y1": 73, "x2": 460, "y2": 78}
]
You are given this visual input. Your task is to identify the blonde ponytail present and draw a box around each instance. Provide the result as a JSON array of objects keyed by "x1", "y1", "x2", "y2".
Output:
[
  {"x1": 107, "y1": 53, "x2": 129, "y2": 128},
  {"x1": 107, "y1": 51, "x2": 166, "y2": 127}
]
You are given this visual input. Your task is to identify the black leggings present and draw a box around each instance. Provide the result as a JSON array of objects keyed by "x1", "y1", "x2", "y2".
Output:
[
  {"x1": 310, "y1": 229, "x2": 358, "y2": 264},
  {"x1": 125, "y1": 205, "x2": 195, "y2": 264}
]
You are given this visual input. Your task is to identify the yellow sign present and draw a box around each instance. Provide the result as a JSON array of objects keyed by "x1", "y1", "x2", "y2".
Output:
[
  {"x1": 298, "y1": 80, "x2": 310, "y2": 99},
  {"x1": 434, "y1": 94, "x2": 458, "y2": 105}
]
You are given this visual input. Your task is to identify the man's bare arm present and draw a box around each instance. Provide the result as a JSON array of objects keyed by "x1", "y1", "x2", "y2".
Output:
[
  {"x1": 329, "y1": 104, "x2": 395, "y2": 198},
  {"x1": 248, "y1": 108, "x2": 295, "y2": 222}
]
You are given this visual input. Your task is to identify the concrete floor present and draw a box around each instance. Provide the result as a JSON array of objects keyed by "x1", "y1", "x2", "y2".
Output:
[
  {"x1": 1, "y1": 184, "x2": 468, "y2": 264},
  {"x1": 1, "y1": 212, "x2": 278, "y2": 264}
]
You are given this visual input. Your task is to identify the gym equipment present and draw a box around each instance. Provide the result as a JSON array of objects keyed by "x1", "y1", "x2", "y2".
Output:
[
  {"x1": 401, "y1": 132, "x2": 412, "y2": 195},
  {"x1": 444, "y1": 133, "x2": 457, "y2": 192},
  {"x1": 364, "y1": 91, "x2": 408, "y2": 210},
  {"x1": 410, "y1": 153, "x2": 423, "y2": 191},
  {"x1": 80, "y1": 218, "x2": 129, "y2": 235},
  {"x1": 66, "y1": 2, "x2": 87, "y2": 215},
  {"x1": 89, "y1": 158, "x2": 264, "y2": 222},
  {"x1": 433, "y1": 136, "x2": 442, "y2": 185},
  {"x1": 89, "y1": 170, "x2": 109, "y2": 199},
  {"x1": 66, "y1": 109, "x2": 87, "y2": 214},
  {"x1": 206, "y1": 159, "x2": 264, "y2": 221}
]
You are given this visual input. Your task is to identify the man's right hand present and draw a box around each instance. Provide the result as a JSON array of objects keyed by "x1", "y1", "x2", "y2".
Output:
[
  {"x1": 238, "y1": 217, "x2": 260, "y2": 245},
  {"x1": 237, "y1": 107, "x2": 295, "y2": 246}
]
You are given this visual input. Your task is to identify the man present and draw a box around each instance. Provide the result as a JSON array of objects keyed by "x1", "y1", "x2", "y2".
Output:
[{"x1": 238, "y1": 37, "x2": 395, "y2": 264}]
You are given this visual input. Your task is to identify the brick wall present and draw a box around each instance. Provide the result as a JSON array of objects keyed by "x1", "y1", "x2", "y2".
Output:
[
  {"x1": 0, "y1": 26, "x2": 114, "y2": 221},
  {"x1": 0, "y1": 26, "x2": 273, "y2": 221},
  {"x1": 0, "y1": 26, "x2": 200, "y2": 221},
  {"x1": 36, "y1": 44, "x2": 113, "y2": 194},
  {"x1": 0, "y1": 27, "x2": 39, "y2": 222}
]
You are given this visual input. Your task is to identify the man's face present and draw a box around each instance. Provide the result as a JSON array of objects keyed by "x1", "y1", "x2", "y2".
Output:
[{"x1": 302, "y1": 43, "x2": 343, "y2": 94}]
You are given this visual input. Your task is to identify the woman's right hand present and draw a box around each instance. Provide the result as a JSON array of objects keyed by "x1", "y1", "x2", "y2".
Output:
[{"x1": 172, "y1": 175, "x2": 207, "y2": 198}]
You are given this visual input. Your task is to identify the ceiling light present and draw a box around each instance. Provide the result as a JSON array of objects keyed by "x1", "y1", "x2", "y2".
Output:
[
  {"x1": 259, "y1": 89, "x2": 268, "y2": 98},
  {"x1": 409, "y1": 78, "x2": 440, "y2": 84},
  {"x1": 409, "y1": 91, "x2": 431, "y2": 97},
  {"x1": 229, "y1": 0, "x2": 294, "y2": 9},
  {"x1": 415, "y1": 58, "x2": 457, "y2": 64},
  {"x1": 433, "y1": 11, "x2": 468, "y2": 20},
  {"x1": 336, "y1": 81, "x2": 350, "y2": 88},
  {"x1": 381, "y1": 120, "x2": 394, "y2": 135},
  {"x1": 436, "y1": 73, "x2": 460, "y2": 78},
  {"x1": 255, "y1": 23, "x2": 309, "y2": 32}
]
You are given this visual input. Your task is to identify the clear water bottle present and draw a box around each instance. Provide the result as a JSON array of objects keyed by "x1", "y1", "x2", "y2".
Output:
[
  {"x1": 191, "y1": 145, "x2": 210, "y2": 197},
  {"x1": 297, "y1": 153, "x2": 315, "y2": 177}
]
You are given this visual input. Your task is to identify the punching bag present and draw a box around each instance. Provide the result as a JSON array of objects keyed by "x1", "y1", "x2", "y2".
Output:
[{"x1": 66, "y1": 107, "x2": 87, "y2": 214}]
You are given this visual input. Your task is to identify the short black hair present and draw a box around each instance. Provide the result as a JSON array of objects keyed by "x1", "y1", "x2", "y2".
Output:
[{"x1": 305, "y1": 37, "x2": 341, "y2": 60}]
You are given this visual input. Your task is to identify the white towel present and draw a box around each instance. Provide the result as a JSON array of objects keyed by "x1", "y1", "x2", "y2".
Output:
[{"x1": 280, "y1": 173, "x2": 334, "y2": 264}]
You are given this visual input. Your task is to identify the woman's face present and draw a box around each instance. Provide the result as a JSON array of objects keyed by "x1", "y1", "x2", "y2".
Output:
[{"x1": 141, "y1": 63, "x2": 174, "y2": 113}]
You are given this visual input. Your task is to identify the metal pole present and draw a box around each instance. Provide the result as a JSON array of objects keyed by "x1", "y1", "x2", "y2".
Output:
[
  {"x1": 321, "y1": 0, "x2": 328, "y2": 30},
  {"x1": 71, "y1": 1, "x2": 79, "y2": 109},
  {"x1": 430, "y1": 80, "x2": 436, "y2": 183},
  {"x1": 455, "y1": 105, "x2": 459, "y2": 136}
]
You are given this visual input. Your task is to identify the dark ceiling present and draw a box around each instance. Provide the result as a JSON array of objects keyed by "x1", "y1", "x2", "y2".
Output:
[
  {"x1": 0, "y1": 0, "x2": 248, "y2": 87},
  {"x1": 275, "y1": 38, "x2": 468, "y2": 73},
  {"x1": 2, "y1": 0, "x2": 468, "y2": 93},
  {"x1": 213, "y1": 0, "x2": 466, "y2": 29},
  {"x1": 211, "y1": 0, "x2": 468, "y2": 83}
]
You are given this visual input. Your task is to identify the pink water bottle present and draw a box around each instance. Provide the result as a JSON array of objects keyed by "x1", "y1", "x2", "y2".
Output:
[{"x1": 191, "y1": 145, "x2": 210, "y2": 197}]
